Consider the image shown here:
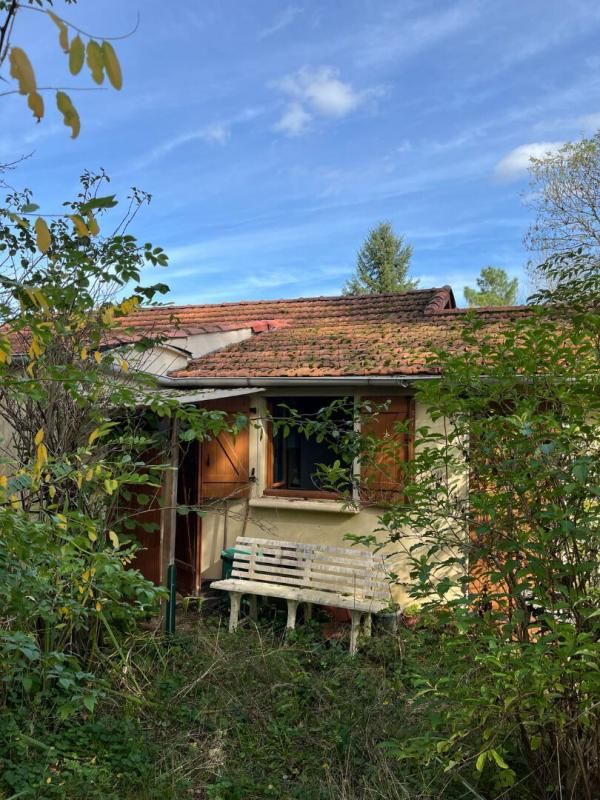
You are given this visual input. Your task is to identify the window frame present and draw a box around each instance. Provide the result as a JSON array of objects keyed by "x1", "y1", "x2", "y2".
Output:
[{"x1": 264, "y1": 396, "x2": 349, "y2": 501}]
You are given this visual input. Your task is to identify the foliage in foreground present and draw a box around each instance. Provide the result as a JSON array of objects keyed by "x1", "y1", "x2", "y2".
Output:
[
  {"x1": 357, "y1": 309, "x2": 600, "y2": 800},
  {"x1": 0, "y1": 614, "x2": 485, "y2": 800},
  {"x1": 0, "y1": 175, "x2": 244, "y2": 797}
]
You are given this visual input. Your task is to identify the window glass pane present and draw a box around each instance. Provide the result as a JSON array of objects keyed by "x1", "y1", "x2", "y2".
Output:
[{"x1": 271, "y1": 397, "x2": 350, "y2": 491}]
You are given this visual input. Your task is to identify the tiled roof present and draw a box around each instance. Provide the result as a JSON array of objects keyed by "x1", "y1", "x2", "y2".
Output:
[
  {"x1": 116, "y1": 286, "x2": 455, "y2": 337},
  {"x1": 169, "y1": 305, "x2": 532, "y2": 379},
  {"x1": 5, "y1": 286, "x2": 532, "y2": 378}
]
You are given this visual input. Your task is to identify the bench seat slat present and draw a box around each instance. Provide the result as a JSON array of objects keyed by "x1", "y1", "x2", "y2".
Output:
[
  {"x1": 231, "y1": 567, "x2": 389, "y2": 600},
  {"x1": 233, "y1": 552, "x2": 377, "y2": 572},
  {"x1": 231, "y1": 564, "x2": 390, "y2": 595},
  {"x1": 232, "y1": 553, "x2": 387, "y2": 583},
  {"x1": 211, "y1": 578, "x2": 388, "y2": 613}
]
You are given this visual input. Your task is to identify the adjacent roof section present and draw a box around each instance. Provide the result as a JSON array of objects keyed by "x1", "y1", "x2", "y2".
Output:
[
  {"x1": 115, "y1": 286, "x2": 467, "y2": 378},
  {"x1": 117, "y1": 286, "x2": 456, "y2": 339}
]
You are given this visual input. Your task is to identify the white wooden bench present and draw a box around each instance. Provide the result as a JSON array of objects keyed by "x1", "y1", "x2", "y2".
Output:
[{"x1": 211, "y1": 536, "x2": 392, "y2": 655}]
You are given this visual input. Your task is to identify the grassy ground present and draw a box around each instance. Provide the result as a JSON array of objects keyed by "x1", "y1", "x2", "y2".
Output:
[{"x1": 0, "y1": 599, "x2": 457, "y2": 800}]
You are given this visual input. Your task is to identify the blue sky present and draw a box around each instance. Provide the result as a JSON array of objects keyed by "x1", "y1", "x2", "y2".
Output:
[{"x1": 3, "y1": 0, "x2": 600, "y2": 305}]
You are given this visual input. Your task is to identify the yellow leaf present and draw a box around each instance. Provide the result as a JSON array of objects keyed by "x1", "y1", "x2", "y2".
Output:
[
  {"x1": 108, "y1": 530, "x2": 120, "y2": 548},
  {"x1": 36, "y1": 442, "x2": 49, "y2": 466},
  {"x1": 69, "y1": 35, "x2": 84, "y2": 75},
  {"x1": 95, "y1": 601, "x2": 102, "y2": 612},
  {"x1": 86, "y1": 40, "x2": 104, "y2": 84},
  {"x1": 48, "y1": 11, "x2": 69, "y2": 53},
  {"x1": 82, "y1": 569, "x2": 90, "y2": 582},
  {"x1": 68, "y1": 214, "x2": 89, "y2": 237},
  {"x1": 94, "y1": 350, "x2": 102, "y2": 364},
  {"x1": 27, "y1": 91, "x2": 44, "y2": 122},
  {"x1": 24, "y1": 287, "x2": 49, "y2": 311},
  {"x1": 56, "y1": 91, "x2": 80, "y2": 139},
  {"x1": 34, "y1": 428, "x2": 45, "y2": 446},
  {"x1": 101, "y1": 306, "x2": 114, "y2": 324},
  {"x1": 88, "y1": 428, "x2": 101, "y2": 445},
  {"x1": 80, "y1": 347, "x2": 88, "y2": 360},
  {"x1": 56, "y1": 513, "x2": 67, "y2": 530},
  {"x1": 87, "y1": 212, "x2": 100, "y2": 236},
  {"x1": 48, "y1": 484, "x2": 56, "y2": 499},
  {"x1": 87, "y1": 528, "x2": 98, "y2": 543},
  {"x1": 28, "y1": 337, "x2": 43, "y2": 359},
  {"x1": 9, "y1": 47, "x2": 36, "y2": 94},
  {"x1": 120, "y1": 359, "x2": 129, "y2": 373},
  {"x1": 101, "y1": 41, "x2": 122, "y2": 90},
  {"x1": 86, "y1": 468, "x2": 94, "y2": 481},
  {"x1": 118, "y1": 297, "x2": 139, "y2": 315},
  {"x1": 59, "y1": 606, "x2": 69, "y2": 616},
  {"x1": 104, "y1": 478, "x2": 114, "y2": 495},
  {"x1": 9, "y1": 494, "x2": 20, "y2": 509},
  {"x1": 0, "y1": 475, "x2": 7, "y2": 489},
  {"x1": 34, "y1": 217, "x2": 51, "y2": 253}
]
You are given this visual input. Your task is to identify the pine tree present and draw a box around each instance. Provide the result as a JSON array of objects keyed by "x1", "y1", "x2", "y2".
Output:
[
  {"x1": 464, "y1": 266, "x2": 518, "y2": 307},
  {"x1": 343, "y1": 223, "x2": 418, "y2": 295}
]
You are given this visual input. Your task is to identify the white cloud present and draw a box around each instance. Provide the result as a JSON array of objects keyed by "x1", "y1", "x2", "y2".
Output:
[
  {"x1": 275, "y1": 102, "x2": 312, "y2": 136},
  {"x1": 494, "y1": 141, "x2": 564, "y2": 182},
  {"x1": 133, "y1": 107, "x2": 264, "y2": 169},
  {"x1": 259, "y1": 6, "x2": 302, "y2": 39},
  {"x1": 136, "y1": 126, "x2": 229, "y2": 169},
  {"x1": 278, "y1": 66, "x2": 362, "y2": 117},
  {"x1": 201, "y1": 123, "x2": 230, "y2": 144},
  {"x1": 274, "y1": 65, "x2": 379, "y2": 136}
]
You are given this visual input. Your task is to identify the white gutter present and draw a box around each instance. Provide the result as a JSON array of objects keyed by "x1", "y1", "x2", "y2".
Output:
[{"x1": 155, "y1": 375, "x2": 440, "y2": 388}]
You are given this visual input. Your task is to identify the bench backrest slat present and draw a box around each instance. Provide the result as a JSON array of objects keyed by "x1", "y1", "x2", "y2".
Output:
[{"x1": 230, "y1": 536, "x2": 390, "y2": 602}]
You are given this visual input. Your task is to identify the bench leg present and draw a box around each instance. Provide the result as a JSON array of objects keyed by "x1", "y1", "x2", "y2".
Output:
[
  {"x1": 248, "y1": 594, "x2": 258, "y2": 622},
  {"x1": 286, "y1": 600, "x2": 299, "y2": 630},
  {"x1": 349, "y1": 610, "x2": 362, "y2": 656},
  {"x1": 228, "y1": 592, "x2": 242, "y2": 632},
  {"x1": 362, "y1": 613, "x2": 372, "y2": 638},
  {"x1": 304, "y1": 602, "x2": 313, "y2": 622}
]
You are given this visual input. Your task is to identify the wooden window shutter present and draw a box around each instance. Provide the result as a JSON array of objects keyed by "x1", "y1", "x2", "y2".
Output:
[
  {"x1": 360, "y1": 396, "x2": 414, "y2": 504},
  {"x1": 200, "y1": 397, "x2": 250, "y2": 499}
]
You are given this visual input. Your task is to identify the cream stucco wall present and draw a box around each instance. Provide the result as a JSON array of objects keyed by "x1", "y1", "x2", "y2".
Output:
[{"x1": 199, "y1": 392, "x2": 468, "y2": 606}]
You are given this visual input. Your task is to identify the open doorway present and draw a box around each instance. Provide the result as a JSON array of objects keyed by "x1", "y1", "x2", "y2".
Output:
[{"x1": 175, "y1": 440, "x2": 202, "y2": 595}]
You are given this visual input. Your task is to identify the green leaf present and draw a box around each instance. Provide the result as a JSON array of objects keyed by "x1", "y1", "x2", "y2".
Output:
[
  {"x1": 83, "y1": 694, "x2": 96, "y2": 713},
  {"x1": 490, "y1": 750, "x2": 509, "y2": 769},
  {"x1": 475, "y1": 751, "x2": 487, "y2": 772}
]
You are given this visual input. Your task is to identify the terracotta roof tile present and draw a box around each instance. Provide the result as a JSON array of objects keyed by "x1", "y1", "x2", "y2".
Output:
[{"x1": 161, "y1": 290, "x2": 531, "y2": 380}]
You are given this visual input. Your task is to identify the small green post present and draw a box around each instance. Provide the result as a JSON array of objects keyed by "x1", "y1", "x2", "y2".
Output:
[{"x1": 165, "y1": 563, "x2": 176, "y2": 634}]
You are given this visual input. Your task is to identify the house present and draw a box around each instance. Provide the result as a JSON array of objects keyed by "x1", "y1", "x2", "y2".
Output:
[{"x1": 111, "y1": 285, "x2": 530, "y2": 603}]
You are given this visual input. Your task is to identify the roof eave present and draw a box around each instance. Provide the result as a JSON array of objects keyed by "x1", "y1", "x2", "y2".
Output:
[{"x1": 156, "y1": 374, "x2": 440, "y2": 388}]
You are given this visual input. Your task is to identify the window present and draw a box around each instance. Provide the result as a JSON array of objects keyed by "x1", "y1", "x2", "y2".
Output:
[{"x1": 266, "y1": 396, "x2": 351, "y2": 498}]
